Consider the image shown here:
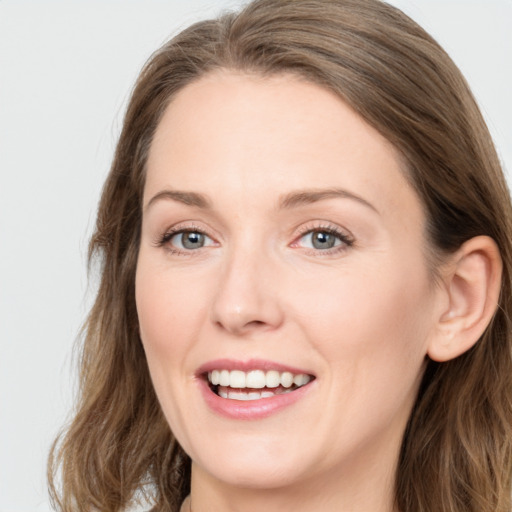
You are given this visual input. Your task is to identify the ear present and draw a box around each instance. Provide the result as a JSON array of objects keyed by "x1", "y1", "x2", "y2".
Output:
[{"x1": 427, "y1": 236, "x2": 502, "y2": 362}]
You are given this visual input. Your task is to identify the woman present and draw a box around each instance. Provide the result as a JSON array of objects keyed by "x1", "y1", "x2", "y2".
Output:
[{"x1": 48, "y1": 1, "x2": 512, "y2": 511}]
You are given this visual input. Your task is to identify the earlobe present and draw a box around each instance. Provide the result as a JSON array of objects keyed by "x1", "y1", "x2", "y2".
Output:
[{"x1": 427, "y1": 236, "x2": 502, "y2": 362}]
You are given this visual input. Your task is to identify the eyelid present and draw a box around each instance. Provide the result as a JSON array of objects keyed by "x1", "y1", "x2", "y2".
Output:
[
  {"x1": 293, "y1": 221, "x2": 354, "y2": 240},
  {"x1": 290, "y1": 221, "x2": 355, "y2": 253},
  {"x1": 153, "y1": 222, "x2": 219, "y2": 252},
  {"x1": 152, "y1": 220, "x2": 354, "y2": 256}
]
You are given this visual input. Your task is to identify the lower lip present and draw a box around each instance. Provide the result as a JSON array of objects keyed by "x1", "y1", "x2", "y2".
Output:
[{"x1": 198, "y1": 379, "x2": 314, "y2": 420}]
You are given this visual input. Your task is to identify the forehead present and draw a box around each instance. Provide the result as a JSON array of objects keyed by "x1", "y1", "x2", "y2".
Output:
[{"x1": 145, "y1": 70, "x2": 422, "y2": 226}]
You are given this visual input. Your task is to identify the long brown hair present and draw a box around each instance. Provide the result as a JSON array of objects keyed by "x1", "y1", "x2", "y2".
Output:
[{"x1": 48, "y1": 1, "x2": 512, "y2": 511}]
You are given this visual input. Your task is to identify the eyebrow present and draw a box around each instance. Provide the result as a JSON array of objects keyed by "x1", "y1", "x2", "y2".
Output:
[
  {"x1": 279, "y1": 188, "x2": 379, "y2": 214},
  {"x1": 145, "y1": 187, "x2": 378, "y2": 214},
  {"x1": 145, "y1": 190, "x2": 212, "y2": 211}
]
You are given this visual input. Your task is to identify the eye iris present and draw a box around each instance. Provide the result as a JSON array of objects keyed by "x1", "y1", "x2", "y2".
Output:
[
  {"x1": 312, "y1": 231, "x2": 336, "y2": 249},
  {"x1": 181, "y1": 231, "x2": 205, "y2": 249}
]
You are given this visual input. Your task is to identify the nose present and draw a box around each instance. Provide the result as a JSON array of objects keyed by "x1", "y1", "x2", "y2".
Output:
[{"x1": 210, "y1": 246, "x2": 284, "y2": 336}]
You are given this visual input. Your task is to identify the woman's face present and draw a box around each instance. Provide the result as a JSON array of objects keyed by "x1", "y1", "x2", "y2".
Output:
[{"x1": 136, "y1": 72, "x2": 443, "y2": 494}]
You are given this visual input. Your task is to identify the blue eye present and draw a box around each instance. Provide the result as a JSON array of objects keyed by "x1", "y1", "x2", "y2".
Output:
[
  {"x1": 166, "y1": 230, "x2": 215, "y2": 250},
  {"x1": 298, "y1": 229, "x2": 352, "y2": 251}
]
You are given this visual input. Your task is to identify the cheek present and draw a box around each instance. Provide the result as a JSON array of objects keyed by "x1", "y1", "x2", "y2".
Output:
[
  {"x1": 135, "y1": 259, "x2": 213, "y2": 433},
  {"x1": 135, "y1": 260, "x2": 210, "y2": 366},
  {"x1": 284, "y1": 259, "x2": 435, "y2": 461},
  {"x1": 292, "y1": 258, "x2": 434, "y2": 387}
]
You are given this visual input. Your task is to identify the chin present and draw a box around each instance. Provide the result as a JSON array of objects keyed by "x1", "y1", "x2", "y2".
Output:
[
  {"x1": 184, "y1": 429, "x2": 316, "y2": 490},
  {"x1": 196, "y1": 454, "x2": 308, "y2": 490}
]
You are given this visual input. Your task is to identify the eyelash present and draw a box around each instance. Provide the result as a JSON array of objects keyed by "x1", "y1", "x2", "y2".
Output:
[
  {"x1": 154, "y1": 222, "x2": 354, "y2": 256},
  {"x1": 292, "y1": 222, "x2": 355, "y2": 256},
  {"x1": 154, "y1": 224, "x2": 216, "y2": 256}
]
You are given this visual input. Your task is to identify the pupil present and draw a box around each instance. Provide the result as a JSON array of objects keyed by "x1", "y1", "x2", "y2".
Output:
[
  {"x1": 312, "y1": 231, "x2": 335, "y2": 249},
  {"x1": 182, "y1": 232, "x2": 204, "y2": 249}
]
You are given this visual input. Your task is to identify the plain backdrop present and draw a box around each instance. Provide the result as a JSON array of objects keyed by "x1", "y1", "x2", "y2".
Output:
[{"x1": 0, "y1": 1, "x2": 510, "y2": 511}]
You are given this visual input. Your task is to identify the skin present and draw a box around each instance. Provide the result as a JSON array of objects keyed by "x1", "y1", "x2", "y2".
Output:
[{"x1": 136, "y1": 71, "x2": 448, "y2": 512}]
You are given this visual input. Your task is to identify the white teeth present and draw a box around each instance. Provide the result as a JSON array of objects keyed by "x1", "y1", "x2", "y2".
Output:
[
  {"x1": 280, "y1": 372, "x2": 294, "y2": 388},
  {"x1": 293, "y1": 374, "x2": 311, "y2": 386},
  {"x1": 265, "y1": 370, "x2": 281, "y2": 388},
  {"x1": 246, "y1": 370, "x2": 266, "y2": 388},
  {"x1": 229, "y1": 370, "x2": 246, "y2": 388},
  {"x1": 219, "y1": 389, "x2": 276, "y2": 401},
  {"x1": 219, "y1": 369, "x2": 230, "y2": 386},
  {"x1": 207, "y1": 369, "x2": 312, "y2": 391},
  {"x1": 229, "y1": 391, "x2": 250, "y2": 401}
]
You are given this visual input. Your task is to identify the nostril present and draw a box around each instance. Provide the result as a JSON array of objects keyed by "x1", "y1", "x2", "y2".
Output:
[
  {"x1": 247, "y1": 320, "x2": 265, "y2": 327},
  {"x1": 213, "y1": 317, "x2": 275, "y2": 336}
]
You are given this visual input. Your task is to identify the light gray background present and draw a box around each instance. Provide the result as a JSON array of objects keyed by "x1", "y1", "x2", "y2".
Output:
[{"x1": 0, "y1": 1, "x2": 510, "y2": 511}]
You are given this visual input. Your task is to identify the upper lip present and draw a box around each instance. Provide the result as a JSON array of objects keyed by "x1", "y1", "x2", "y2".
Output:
[{"x1": 196, "y1": 358, "x2": 315, "y2": 377}]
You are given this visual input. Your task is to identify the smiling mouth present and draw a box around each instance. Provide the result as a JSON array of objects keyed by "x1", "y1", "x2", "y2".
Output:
[{"x1": 206, "y1": 369, "x2": 315, "y2": 401}]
